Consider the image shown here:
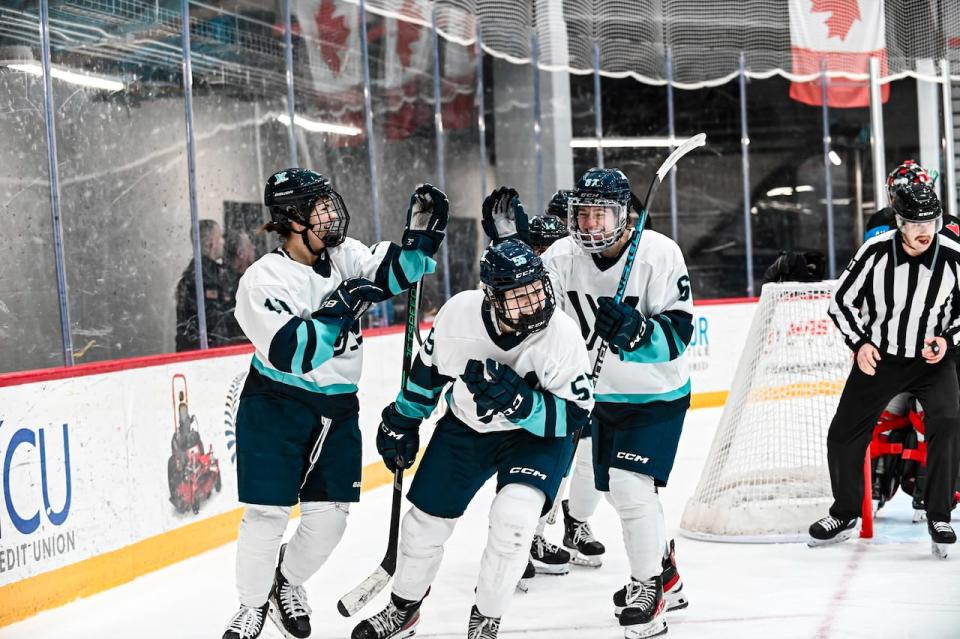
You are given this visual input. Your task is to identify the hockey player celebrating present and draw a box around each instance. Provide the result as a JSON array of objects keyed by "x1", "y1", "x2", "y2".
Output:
[
  {"x1": 220, "y1": 168, "x2": 447, "y2": 639},
  {"x1": 351, "y1": 238, "x2": 594, "y2": 639},
  {"x1": 811, "y1": 183, "x2": 960, "y2": 559},
  {"x1": 540, "y1": 168, "x2": 694, "y2": 639}
]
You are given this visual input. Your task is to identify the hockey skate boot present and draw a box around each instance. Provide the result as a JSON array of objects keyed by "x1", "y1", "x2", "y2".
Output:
[
  {"x1": 530, "y1": 534, "x2": 571, "y2": 575},
  {"x1": 351, "y1": 593, "x2": 423, "y2": 639},
  {"x1": 562, "y1": 500, "x2": 604, "y2": 567},
  {"x1": 928, "y1": 520, "x2": 956, "y2": 559},
  {"x1": 268, "y1": 544, "x2": 311, "y2": 639},
  {"x1": 222, "y1": 602, "x2": 269, "y2": 639},
  {"x1": 618, "y1": 575, "x2": 667, "y2": 639},
  {"x1": 467, "y1": 605, "x2": 501, "y2": 639},
  {"x1": 516, "y1": 559, "x2": 535, "y2": 593},
  {"x1": 808, "y1": 515, "x2": 857, "y2": 546}
]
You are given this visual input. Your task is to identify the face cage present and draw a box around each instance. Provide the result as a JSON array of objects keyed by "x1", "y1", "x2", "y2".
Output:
[
  {"x1": 486, "y1": 276, "x2": 556, "y2": 334},
  {"x1": 303, "y1": 192, "x2": 350, "y2": 247},
  {"x1": 567, "y1": 197, "x2": 628, "y2": 253},
  {"x1": 895, "y1": 214, "x2": 942, "y2": 234}
]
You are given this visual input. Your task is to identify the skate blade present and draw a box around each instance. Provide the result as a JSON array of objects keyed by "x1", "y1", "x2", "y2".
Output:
[
  {"x1": 267, "y1": 603, "x2": 307, "y2": 639},
  {"x1": 913, "y1": 510, "x2": 927, "y2": 523},
  {"x1": 932, "y1": 541, "x2": 951, "y2": 559},
  {"x1": 664, "y1": 591, "x2": 688, "y2": 612},
  {"x1": 531, "y1": 560, "x2": 570, "y2": 575},
  {"x1": 516, "y1": 578, "x2": 531, "y2": 593},
  {"x1": 622, "y1": 617, "x2": 667, "y2": 639},
  {"x1": 807, "y1": 529, "x2": 854, "y2": 548},
  {"x1": 568, "y1": 550, "x2": 603, "y2": 567}
]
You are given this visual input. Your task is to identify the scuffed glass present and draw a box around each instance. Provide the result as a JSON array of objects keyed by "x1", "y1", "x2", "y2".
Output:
[
  {"x1": 46, "y1": 1, "x2": 192, "y2": 362},
  {"x1": 0, "y1": 3, "x2": 64, "y2": 373},
  {"x1": 185, "y1": 1, "x2": 291, "y2": 349}
]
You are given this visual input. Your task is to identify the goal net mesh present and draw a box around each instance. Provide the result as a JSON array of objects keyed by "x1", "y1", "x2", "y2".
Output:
[{"x1": 680, "y1": 281, "x2": 853, "y2": 543}]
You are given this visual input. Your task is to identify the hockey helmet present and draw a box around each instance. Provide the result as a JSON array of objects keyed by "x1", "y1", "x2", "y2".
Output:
[
  {"x1": 264, "y1": 168, "x2": 350, "y2": 247},
  {"x1": 886, "y1": 160, "x2": 932, "y2": 203},
  {"x1": 528, "y1": 215, "x2": 568, "y2": 255},
  {"x1": 479, "y1": 238, "x2": 555, "y2": 334},
  {"x1": 893, "y1": 183, "x2": 941, "y2": 231},
  {"x1": 568, "y1": 168, "x2": 633, "y2": 252}
]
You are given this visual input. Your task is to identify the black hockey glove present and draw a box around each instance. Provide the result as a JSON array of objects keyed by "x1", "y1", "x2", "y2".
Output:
[
  {"x1": 594, "y1": 297, "x2": 649, "y2": 352},
  {"x1": 402, "y1": 183, "x2": 449, "y2": 256},
  {"x1": 481, "y1": 186, "x2": 530, "y2": 244},
  {"x1": 461, "y1": 358, "x2": 534, "y2": 422},
  {"x1": 312, "y1": 277, "x2": 386, "y2": 331},
  {"x1": 376, "y1": 403, "x2": 420, "y2": 472}
]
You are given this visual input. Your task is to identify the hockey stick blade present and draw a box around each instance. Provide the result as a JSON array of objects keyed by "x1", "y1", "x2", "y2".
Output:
[
  {"x1": 337, "y1": 565, "x2": 392, "y2": 617},
  {"x1": 655, "y1": 133, "x2": 706, "y2": 183}
]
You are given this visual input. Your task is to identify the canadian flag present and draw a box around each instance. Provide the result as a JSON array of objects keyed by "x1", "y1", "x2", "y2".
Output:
[{"x1": 789, "y1": 0, "x2": 888, "y2": 108}]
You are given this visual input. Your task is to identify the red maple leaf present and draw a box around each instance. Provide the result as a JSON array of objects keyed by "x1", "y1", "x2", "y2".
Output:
[
  {"x1": 946, "y1": 222, "x2": 959, "y2": 237},
  {"x1": 810, "y1": 0, "x2": 861, "y2": 41},
  {"x1": 315, "y1": 0, "x2": 351, "y2": 76},
  {"x1": 396, "y1": 0, "x2": 424, "y2": 68}
]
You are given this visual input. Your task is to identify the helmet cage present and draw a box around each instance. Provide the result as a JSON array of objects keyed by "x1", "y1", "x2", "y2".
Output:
[
  {"x1": 304, "y1": 192, "x2": 350, "y2": 247},
  {"x1": 484, "y1": 275, "x2": 556, "y2": 334},
  {"x1": 567, "y1": 196, "x2": 628, "y2": 253}
]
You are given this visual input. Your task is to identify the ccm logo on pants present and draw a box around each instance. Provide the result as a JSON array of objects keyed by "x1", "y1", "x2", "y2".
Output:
[
  {"x1": 616, "y1": 451, "x2": 650, "y2": 463},
  {"x1": 510, "y1": 467, "x2": 547, "y2": 480}
]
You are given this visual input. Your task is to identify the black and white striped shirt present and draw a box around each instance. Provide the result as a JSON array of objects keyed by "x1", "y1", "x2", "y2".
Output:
[{"x1": 829, "y1": 229, "x2": 960, "y2": 358}]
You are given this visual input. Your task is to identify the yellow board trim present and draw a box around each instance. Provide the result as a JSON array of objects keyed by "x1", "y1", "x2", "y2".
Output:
[{"x1": 0, "y1": 394, "x2": 718, "y2": 628}]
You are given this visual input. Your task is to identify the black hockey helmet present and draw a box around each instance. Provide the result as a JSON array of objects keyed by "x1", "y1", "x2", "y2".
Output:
[
  {"x1": 528, "y1": 215, "x2": 568, "y2": 255},
  {"x1": 264, "y1": 168, "x2": 349, "y2": 248},
  {"x1": 546, "y1": 189, "x2": 572, "y2": 218},
  {"x1": 893, "y1": 183, "x2": 941, "y2": 229},
  {"x1": 886, "y1": 160, "x2": 932, "y2": 203},
  {"x1": 568, "y1": 168, "x2": 633, "y2": 252},
  {"x1": 479, "y1": 238, "x2": 555, "y2": 334}
]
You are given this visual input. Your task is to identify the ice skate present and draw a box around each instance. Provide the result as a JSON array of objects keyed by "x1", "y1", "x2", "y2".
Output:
[
  {"x1": 660, "y1": 539, "x2": 687, "y2": 612},
  {"x1": 618, "y1": 575, "x2": 667, "y2": 639},
  {"x1": 516, "y1": 559, "x2": 535, "y2": 593},
  {"x1": 562, "y1": 500, "x2": 604, "y2": 567},
  {"x1": 268, "y1": 544, "x2": 311, "y2": 639},
  {"x1": 222, "y1": 602, "x2": 269, "y2": 639},
  {"x1": 928, "y1": 520, "x2": 955, "y2": 559},
  {"x1": 467, "y1": 605, "x2": 500, "y2": 639},
  {"x1": 351, "y1": 593, "x2": 423, "y2": 639},
  {"x1": 530, "y1": 534, "x2": 571, "y2": 575},
  {"x1": 808, "y1": 515, "x2": 857, "y2": 547}
]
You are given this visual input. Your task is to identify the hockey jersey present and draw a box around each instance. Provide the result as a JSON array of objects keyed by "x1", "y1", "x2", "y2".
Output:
[
  {"x1": 541, "y1": 231, "x2": 693, "y2": 419},
  {"x1": 234, "y1": 238, "x2": 434, "y2": 395},
  {"x1": 393, "y1": 290, "x2": 594, "y2": 436}
]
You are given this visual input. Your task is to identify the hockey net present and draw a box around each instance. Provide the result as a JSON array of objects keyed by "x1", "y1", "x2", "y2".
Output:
[{"x1": 680, "y1": 281, "x2": 855, "y2": 543}]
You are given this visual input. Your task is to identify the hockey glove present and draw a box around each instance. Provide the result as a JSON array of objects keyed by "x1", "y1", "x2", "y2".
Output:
[
  {"x1": 594, "y1": 297, "x2": 649, "y2": 352},
  {"x1": 376, "y1": 403, "x2": 420, "y2": 472},
  {"x1": 312, "y1": 277, "x2": 387, "y2": 332},
  {"x1": 402, "y1": 183, "x2": 449, "y2": 256},
  {"x1": 481, "y1": 186, "x2": 530, "y2": 244},
  {"x1": 461, "y1": 358, "x2": 534, "y2": 422}
]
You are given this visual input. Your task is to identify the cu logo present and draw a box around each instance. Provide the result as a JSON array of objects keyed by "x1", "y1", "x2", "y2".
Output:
[{"x1": 1, "y1": 422, "x2": 72, "y2": 537}]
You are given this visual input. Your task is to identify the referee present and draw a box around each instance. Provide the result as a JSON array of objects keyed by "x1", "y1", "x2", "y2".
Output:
[{"x1": 809, "y1": 183, "x2": 959, "y2": 555}]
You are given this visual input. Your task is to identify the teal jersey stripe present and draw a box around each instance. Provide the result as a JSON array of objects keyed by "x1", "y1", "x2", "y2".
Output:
[
  {"x1": 395, "y1": 388, "x2": 438, "y2": 420},
  {"x1": 405, "y1": 378, "x2": 443, "y2": 400},
  {"x1": 511, "y1": 391, "x2": 568, "y2": 438},
  {"x1": 292, "y1": 322, "x2": 309, "y2": 375},
  {"x1": 308, "y1": 319, "x2": 340, "y2": 370},
  {"x1": 388, "y1": 250, "x2": 437, "y2": 295},
  {"x1": 595, "y1": 380, "x2": 691, "y2": 404},
  {"x1": 252, "y1": 356, "x2": 357, "y2": 395},
  {"x1": 619, "y1": 321, "x2": 674, "y2": 363}
]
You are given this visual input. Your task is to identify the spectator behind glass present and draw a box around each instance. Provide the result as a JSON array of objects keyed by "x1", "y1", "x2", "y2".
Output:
[
  {"x1": 223, "y1": 229, "x2": 257, "y2": 342},
  {"x1": 175, "y1": 219, "x2": 232, "y2": 351}
]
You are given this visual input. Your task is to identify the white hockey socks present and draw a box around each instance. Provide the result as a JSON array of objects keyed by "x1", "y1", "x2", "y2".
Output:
[
  {"x1": 236, "y1": 504, "x2": 290, "y2": 607},
  {"x1": 393, "y1": 506, "x2": 458, "y2": 602},
  {"x1": 567, "y1": 438, "x2": 601, "y2": 521},
  {"x1": 281, "y1": 501, "x2": 349, "y2": 586},
  {"x1": 606, "y1": 469, "x2": 665, "y2": 581},
  {"x1": 476, "y1": 483, "x2": 545, "y2": 617}
]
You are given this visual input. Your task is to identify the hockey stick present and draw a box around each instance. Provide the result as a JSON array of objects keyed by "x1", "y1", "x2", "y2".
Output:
[
  {"x1": 545, "y1": 132, "x2": 706, "y2": 526},
  {"x1": 337, "y1": 278, "x2": 423, "y2": 617}
]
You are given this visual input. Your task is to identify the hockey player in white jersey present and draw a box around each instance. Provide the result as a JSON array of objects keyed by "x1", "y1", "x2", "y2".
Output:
[
  {"x1": 220, "y1": 168, "x2": 447, "y2": 639},
  {"x1": 541, "y1": 168, "x2": 694, "y2": 639},
  {"x1": 351, "y1": 239, "x2": 594, "y2": 639}
]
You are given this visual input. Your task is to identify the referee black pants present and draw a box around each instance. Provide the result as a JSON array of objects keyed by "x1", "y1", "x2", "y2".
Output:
[{"x1": 827, "y1": 354, "x2": 960, "y2": 522}]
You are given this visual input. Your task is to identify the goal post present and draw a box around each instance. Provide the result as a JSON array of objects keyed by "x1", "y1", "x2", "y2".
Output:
[{"x1": 680, "y1": 281, "x2": 873, "y2": 543}]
